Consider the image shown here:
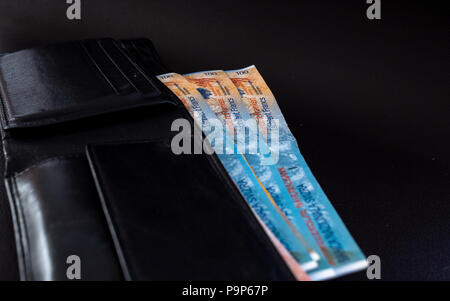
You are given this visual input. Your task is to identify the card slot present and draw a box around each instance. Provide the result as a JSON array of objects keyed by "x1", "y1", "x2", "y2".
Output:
[
  {"x1": 80, "y1": 40, "x2": 134, "y2": 95},
  {"x1": 98, "y1": 39, "x2": 160, "y2": 95},
  {"x1": 0, "y1": 39, "x2": 176, "y2": 130}
]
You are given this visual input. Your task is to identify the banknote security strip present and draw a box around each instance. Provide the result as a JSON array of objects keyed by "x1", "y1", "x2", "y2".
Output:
[{"x1": 158, "y1": 68, "x2": 367, "y2": 280}]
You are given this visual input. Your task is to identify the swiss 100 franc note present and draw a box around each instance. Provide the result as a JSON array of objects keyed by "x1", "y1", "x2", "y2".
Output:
[
  {"x1": 226, "y1": 66, "x2": 367, "y2": 280},
  {"x1": 157, "y1": 73, "x2": 313, "y2": 280},
  {"x1": 184, "y1": 70, "x2": 321, "y2": 272}
]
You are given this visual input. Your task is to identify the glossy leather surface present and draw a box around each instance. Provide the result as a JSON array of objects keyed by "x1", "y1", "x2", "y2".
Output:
[
  {"x1": 6, "y1": 156, "x2": 122, "y2": 280},
  {"x1": 87, "y1": 141, "x2": 295, "y2": 281}
]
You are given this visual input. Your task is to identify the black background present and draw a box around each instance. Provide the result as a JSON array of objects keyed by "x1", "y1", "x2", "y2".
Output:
[{"x1": 0, "y1": 0, "x2": 448, "y2": 280}]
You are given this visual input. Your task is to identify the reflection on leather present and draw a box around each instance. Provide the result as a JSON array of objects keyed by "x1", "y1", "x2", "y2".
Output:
[{"x1": 7, "y1": 156, "x2": 122, "y2": 280}]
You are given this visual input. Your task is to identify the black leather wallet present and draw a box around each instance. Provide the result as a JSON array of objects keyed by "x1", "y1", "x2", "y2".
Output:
[{"x1": 0, "y1": 38, "x2": 294, "y2": 280}]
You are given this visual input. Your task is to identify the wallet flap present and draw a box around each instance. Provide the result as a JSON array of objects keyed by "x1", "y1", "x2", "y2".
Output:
[{"x1": 86, "y1": 141, "x2": 295, "y2": 281}]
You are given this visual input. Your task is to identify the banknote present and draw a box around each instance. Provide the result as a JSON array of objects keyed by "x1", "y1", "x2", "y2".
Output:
[
  {"x1": 184, "y1": 71, "x2": 272, "y2": 159},
  {"x1": 157, "y1": 73, "x2": 317, "y2": 279},
  {"x1": 183, "y1": 71, "x2": 330, "y2": 271},
  {"x1": 226, "y1": 66, "x2": 367, "y2": 279},
  {"x1": 184, "y1": 70, "x2": 338, "y2": 280}
]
